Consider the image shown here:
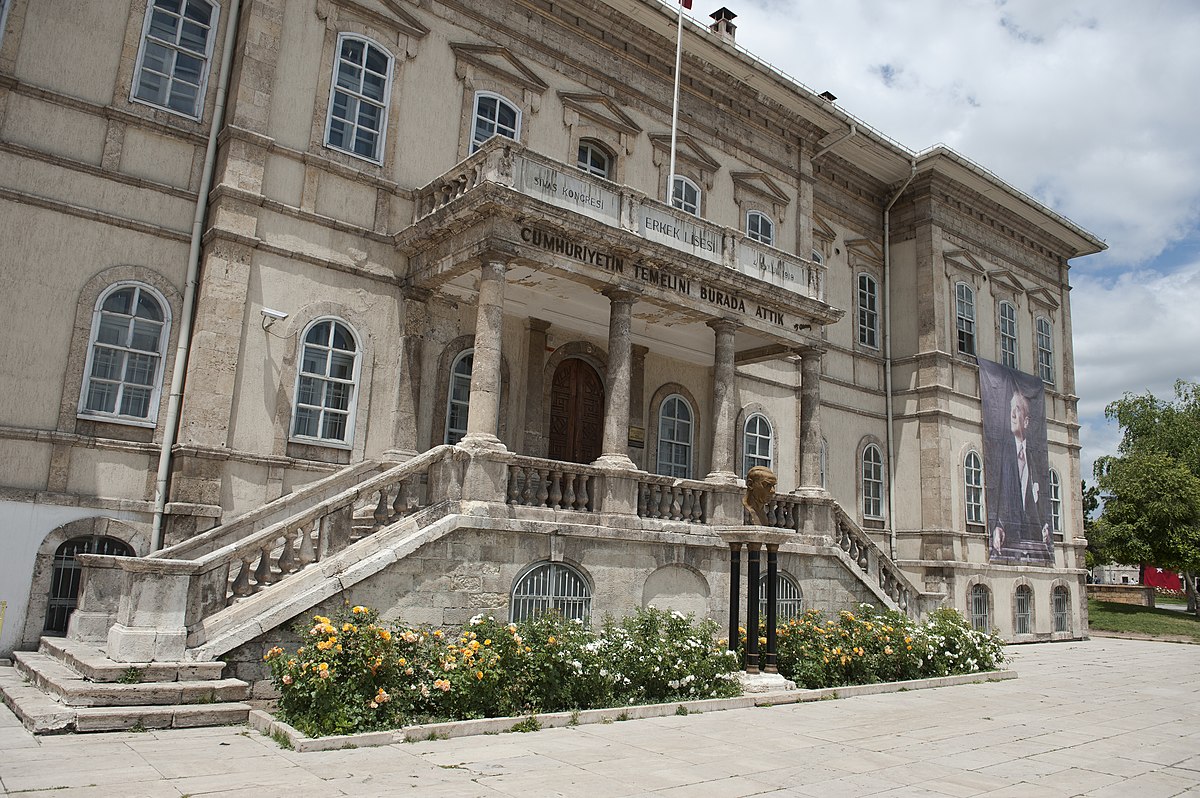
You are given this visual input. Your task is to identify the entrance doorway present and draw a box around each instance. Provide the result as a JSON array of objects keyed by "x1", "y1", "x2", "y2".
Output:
[{"x1": 548, "y1": 358, "x2": 605, "y2": 464}]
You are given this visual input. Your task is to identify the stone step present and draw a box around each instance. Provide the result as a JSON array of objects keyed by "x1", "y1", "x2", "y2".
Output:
[
  {"x1": 13, "y1": 651, "x2": 249, "y2": 707},
  {"x1": 39, "y1": 637, "x2": 226, "y2": 683},
  {"x1": 0, "y1": 665, "x2": 251, "y2": 734}
]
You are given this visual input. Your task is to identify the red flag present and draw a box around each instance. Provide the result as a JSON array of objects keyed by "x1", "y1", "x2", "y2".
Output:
[{"x1": 680, "y1": 0, "x2": 692, "y2": 8}]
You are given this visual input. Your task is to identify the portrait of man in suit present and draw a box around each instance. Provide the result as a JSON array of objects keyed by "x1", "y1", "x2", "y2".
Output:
[{"x1": 979, "y1": 359, "x2": 1053, "y2": 564}]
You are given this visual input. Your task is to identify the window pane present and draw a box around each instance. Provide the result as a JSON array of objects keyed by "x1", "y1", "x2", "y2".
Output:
[
  {"x1": 86, "y1": 382, "x2": 118, "y2": 413},
  {"x1": 296, "y1": 376, "x2": 320, "y2": 406},
  {"x1": 179, "y1": 21, "x2": 208, "y2": 53},
  {"x1": 149, "y1": 9, "x2": 179, "y2": 40},
  {"x1": 301, "y1": 346, "x2": 326, "y2": 376},
  {"x1": 130, "y1": 320, "x2": 163, "y2": 352},
  {"x1": 293, "y1": 407, "x2": 318, "y2": 438},
  {"x1": 103, "y1": 288, "x2": 135, "y2": 315},
  {"x1": 328, "y1": 351, "x2": 355, "y2": 381},
  {"x1": 136, "y1": 292, "x2": 164, "y2": 321},
  {"x1": 324, "y1": 381, "x2": 351, "y2": 411},
  {"x1": 184, "y1": 0, "x2": 212, "y2": 25},
  {"x1": 90, "y1": 348, "x2": 123, "y2": 380},
  {"x1": 168, "y1": 82, "x2": 198, "y2": 113},
  {"x1": 120, "y1": 386, "x2": 153, "y2": 418},
  {"x1": 124, "y1": 352, "x2": 158, "y2": 386},
  {"x1": 365, "y1": 47, "x2": 388, "y2": 76},
  {"x1": 336, "y1": 64, "x2": 362, "y2": 92},
  {"x1": 321, "y1": 411, "x2": 347, "y2": 441}
]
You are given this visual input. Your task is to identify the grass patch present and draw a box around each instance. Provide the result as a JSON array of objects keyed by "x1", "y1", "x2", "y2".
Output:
[
  {"x1": 1088, "y1": 599, "x2": 1200, "y2": 641},
  {"x1": 268, "y1": 727, "x2": 294, "y2": 750}
]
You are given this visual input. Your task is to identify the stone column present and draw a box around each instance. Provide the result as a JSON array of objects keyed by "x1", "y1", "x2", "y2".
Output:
[
  {"x1": 595, "y1": 288, "x2": 638, "y2": 470},
  {"x1": 798, "y1": 349, "x2": 824, "y2": 489},
  {"x1": 523, "y1": 318, "x2": 551, "y2": 457},
  {"x1": 706, "y1": 319, "x2": 740, "y2": 483},
  {"x1": 630, "y1": 344, "x2": 649, "y2": 469},
  {"x1": 388, "y1": 288, "x2": 430, "y2": 459},
  {"x1": 461, "y1": 257, "x2": 507, "y2": 452},
  {"x1": 764, "y1": 543, "x2": 779, "y2": 673}
]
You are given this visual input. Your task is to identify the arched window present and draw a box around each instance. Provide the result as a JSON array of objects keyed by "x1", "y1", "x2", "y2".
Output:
[
  {"x1": 965, "y1": 451, "x2": 984, "y2": 525},
  {"x1": 1049, "y1": 469, "x2": 1062, "y2": 533},
  {"x1": 858, "y1": 274, "x2": 879, "y2": 349},
  {"x1": 671, "y1": 175, "x2": 700, "y2": 216},
  {"x1": 471, "y1": 92, "x2": 520, "y2": 152},
  {"x1": 758, "y1": 573, "x2": 803, "y2": 622},
  {"x1": 1036, "y1": 316, "x2": 1055, "y2": 385},
  {"x1": 656, "y1": 394, "x2": 694, "y2": 478},
  {"x1": 1052, "y1": 586, "x2": 1070, "y2": 633},
  {"x1": 998, "y1": 301, "x2": 1018, "y2": 369},
  {"x1": 510, "y1": 562, "x2": 591, "y2": 623},
  {"x1": 44, "y1": 536, "x2": 134, "y2": 634},
  {"x1": 743, "y1": 413, "x2": 773, "y2": 473},
  {"x1": 445, "y1": 350, "x2": 474, "y2": 445},
  {"x1": 79, "y1": 283, "x2": 171, "y2": 424},
  {"x1": 861, "y1": 443, "x2": 884, "y2": 519},
  {"x1": 292, "y1": 319, "x2": 360, "y2": 445},
  {"x1": 325, "y1": 35, "x2": 393, "y2": 162},
  {"x1": 746, "y1": 211, "x2": 774, "y2": 246},
  {"x1": 970, "y1": 583, "x2": 991, "y2": 631},
  {"x1": 955, "y1": 282, "x2": 976, "y2": 355},
  {"x1": 810, "y1": 249, "x2": 824, "y2": 266},
  {"x1": 132, "y1": 0, "x2": 219, "y2": 118},
  {"x1": 577, "y1": 139, "x2": 612, "y2": 179},
  {"x1": 1014, "y1": 584, "x2": 1033, "y2": 634}
]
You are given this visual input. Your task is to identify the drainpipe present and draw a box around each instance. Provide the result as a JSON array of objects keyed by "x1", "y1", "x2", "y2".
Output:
[
  {"x1": 883, "y1": 160, "x2": 917, "y2": 559},
  {"x1": 151, "y1": 0, "x2": 243, "y2": 551},
  {"x1": 811, "y1": 123, "x2": 856, "y2": 162}
]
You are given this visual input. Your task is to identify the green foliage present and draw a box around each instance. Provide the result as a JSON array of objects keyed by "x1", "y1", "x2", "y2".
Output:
[
  {"x1": 1087, "y1": 599, "x2": 1200, "y2": 642},
  {"x1": 118, "y1": 667, "x2": 144, "y2": 685},
  {"x1": 741, "y1": 605, "x2": 1004, "y2": 689},
  {"x1": 1093, "y1": 451, "x2": 1200, "y2": 574}
]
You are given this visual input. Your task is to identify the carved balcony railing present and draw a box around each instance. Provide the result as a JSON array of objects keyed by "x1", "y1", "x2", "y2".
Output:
[
  {"x1": 635, "y1": 476, "x2": 712, "y2": 523},
  {"x1": 506, "y1": 456, "x2": 600, "y2": 512},
  {"x1": 409, "y1": 139, "x2": 827, "y2": 305}
]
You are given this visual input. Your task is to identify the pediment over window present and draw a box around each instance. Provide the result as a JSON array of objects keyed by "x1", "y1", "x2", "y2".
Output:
[
  {"x1": 649, "y1": 133, "x2": 720, "y2": 189},
  {"x1": 731, "y1": 171, "x2": 790, "y2": 219},
  {"x1": 944, "y1": 249, "x2": 987, "y2": 279},
  {"x1": 845, "y1": 237, "x2": 883, "y2": 267},
  {"x1": 1028, "y1": 286, "x2": 1060, "y2": 309},
  {"x1": 319, "y1": 0, "x2": 428, "y2": 45},
  {"x1": 987, "y1": 268, "x2": 1026, "y2": 295},
  {"x1": 812, "y1": 213, "x2": 837, "y2": 244},
  {"x1": 560, "y1": 92, "x2": 641, "y2": 154},
  {"x1": 452, "y1": 43, "x2": 548, "y2": 110}
]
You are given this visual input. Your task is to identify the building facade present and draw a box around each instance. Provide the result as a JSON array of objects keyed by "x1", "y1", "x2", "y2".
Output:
[{"x1": 0, "y1": 0, "x2": 1103, "y2": 662}]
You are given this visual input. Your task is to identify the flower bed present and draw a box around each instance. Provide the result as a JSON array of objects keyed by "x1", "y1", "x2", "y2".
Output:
[
  {"x1": 264, "y1": 604, "x2": 1005, "y2": 738},
  {"x1": 740, "y1": 605, "x2": 1006, "y2": 688}
]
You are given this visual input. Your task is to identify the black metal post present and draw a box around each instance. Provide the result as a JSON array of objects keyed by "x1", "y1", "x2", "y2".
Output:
[
  {"x1": 728, "y1": 542, "x2": 741, "y2": 651},
  {"x1": 746, "y1": 543, "x2": 760, "y2": 673},
  {"x1": 765, "y1": 543, "x2": 779, "y2": 673}
]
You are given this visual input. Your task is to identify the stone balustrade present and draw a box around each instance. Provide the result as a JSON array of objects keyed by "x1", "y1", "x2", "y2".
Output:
[
  {"x1": 635, "y1": 476, "x2": 713, "y2": 523},
  {"x1": 506, "y1": 456, "x2": 600, "y2": 512},
  {"x1": 831, "y1": 505, "x2": 922, "y2": 617}
]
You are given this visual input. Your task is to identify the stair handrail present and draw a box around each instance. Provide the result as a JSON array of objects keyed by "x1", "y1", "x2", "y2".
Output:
[
  {"x1": 153, "y1": 458, "x2": 386, "y2": 560},
  {"x1": 830, "y1": 503, "x2": 925, "y2": 616}
]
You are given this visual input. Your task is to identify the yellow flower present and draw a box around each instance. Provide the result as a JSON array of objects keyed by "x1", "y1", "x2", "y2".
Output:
[
  {"x1": 433, "y1": 629, "x2": 444, "y2": 639},
  {"x1": 352, "y1": 606, "x2": 368, "y2": 614},
  {"x1": 314, "y1": 616, "x2": 331, "y2": 625},
  {"x1": 378, "y1": 629, "x2": 392, "y2": 641},
  {"x1": 342, "y1": 622, "x2": 357, "y2": 633},
  {"x1": 476, "y1": 670, "x2": 484, "y2": 680},
  {"x1": 483, "y1": 639, "x2": 491, "y2": 646},
  {"x1": 397, "y1": 657, "x2": 407, "y2": 667},
  {"x1": 548, "y1": 636, "x2": 556, "y2": 645}
]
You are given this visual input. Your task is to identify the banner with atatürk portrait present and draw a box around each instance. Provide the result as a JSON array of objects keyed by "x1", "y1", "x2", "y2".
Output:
[{"x1": 979, "y1": 358, "x2": 1054, "y2": 565}]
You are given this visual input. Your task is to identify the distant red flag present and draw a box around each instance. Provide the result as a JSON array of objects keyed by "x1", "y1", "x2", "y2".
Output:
[{"x1": 680, "y1": 0, "x2": 692, "y2": 8}]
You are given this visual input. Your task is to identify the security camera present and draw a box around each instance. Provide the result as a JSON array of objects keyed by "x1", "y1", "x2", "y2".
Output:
[{"x1": 260, "y1": 308, "x2": 288, "y2": 321}]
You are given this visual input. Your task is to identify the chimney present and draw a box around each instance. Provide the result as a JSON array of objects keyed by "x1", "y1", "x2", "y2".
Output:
[{"x1": 709, "y1": 7, "x2": 737, "y2": 42}]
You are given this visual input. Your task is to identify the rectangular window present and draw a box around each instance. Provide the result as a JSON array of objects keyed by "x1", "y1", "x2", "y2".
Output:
[
  {"x1": 132, "y1": 0, "x2": 219, "y2": 119},
  {"x1": 1037, "y1": 317, "x2": 1055, "y2": 384},
  {"x1": 999, "y1": 301, "x2": 1018, "y2": 369},
  {"x1": 1015, "y1": 588, "x2": 1032, "y2": 635},
  {"x1": 858, "y1": 274, "x2": 879, "y2": 349},
  {"x1": 1052, "y1": 589, "x2": 1069, "y2": 632},
  {"x1": 956, "y1": 283, "x2": 976, "y2": 355},
  {"x1": 325, "y1": 35, "x2": 392, "y2": 163}
]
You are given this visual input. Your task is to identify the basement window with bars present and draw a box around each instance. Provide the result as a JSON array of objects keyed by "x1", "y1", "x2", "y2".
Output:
[
  {"x1": 45, "y1": 536, "x2": 134, "y2": 634},
  {"x1": 509, "y1": 562, "x2": 591, "y2": 623}
]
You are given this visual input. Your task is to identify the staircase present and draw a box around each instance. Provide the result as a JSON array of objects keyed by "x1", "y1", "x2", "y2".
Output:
[{"x1": 1, "y1": 445, "x2": 937, "y2": 733}]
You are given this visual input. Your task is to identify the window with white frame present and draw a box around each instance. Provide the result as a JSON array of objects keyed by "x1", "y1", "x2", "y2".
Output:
[
  {"x1": 471, "y1": 92, "x2": 519, "y2": 152},
  {"x1": 1036, "y1": 316, "x2": 1054, "y2": 384},
  {"x1": 671, "y1": 175, "x2": 700, "y2": 216},
  {"x1": 970, "y1": 583, "x2": 991, "y2": 631},
  {"x1": 325, "y1": 35, "x2": 392, "y2": 162},
  {"x1": 743, "y1": 413, "x2": 773, "y2": 473},
  {"x1": 510, "y1": 561, "x2": 591, "y2": 623},
  {"x1": 656, "y1": 394, "x2": 694, "y2": 478},
  {"x1": 811, "y1": 249, "x2": 824, "y2": 265},
  {"x1": 292, "y1": 319, "x2": 360, "y2": 445},
  {"x1": 858, "y1": 274, "x2": 879, "y2": 349},
  {"x1": 1049, "y1": 468, "x2": 1062, "y2": 533},
  {"x1": 746, "y1": 211, "x2": 774, "y2": 246},
  {"x1": 1015, "y1": 585, "x2": 1033, "y2": 635},
  {"x1": 444, "y1": 350, "x2": 473, "y2": 445},
  {"x1": 965, "y1": 450, "x2": 984, "y2": 525},
  {"x1": 955, "y1": 282, "x2": 976, "y2": 355},
  {"x1": 79, "y1": 283, "x2": 170, "y2": 424},
  {"x1": 132, "y1": 0, "x2": 219, "y2": 118},
  {"x1": 861, "y1": 443, "x2": 884, "y2": 519},
  {"x1": 998, "y1": 301, "x2": 1018, "y2": 369},
  {"x1": 758, "y1": 573, "x2": 803, "y2": 622},
  {"x1": 1052, "y1": 586, "x2": 1070, "y2": 632},
  {"x1": 0, "y1": 0, "x2": 12, "y2": 51},
  {"x1": 576, "y1": 139, "x2": 612, "y2": 179}
]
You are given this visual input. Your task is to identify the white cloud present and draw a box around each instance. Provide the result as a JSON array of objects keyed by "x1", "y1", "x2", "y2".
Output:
[{"x1": 718, "y1": 0, "x2": 1200, "y2": 476}]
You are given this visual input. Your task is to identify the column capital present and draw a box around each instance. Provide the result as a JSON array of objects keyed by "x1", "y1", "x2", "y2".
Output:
[
  {"x1": 707, "y1": 318, "x2": 740, "y2": 335},
  {"x1": 602, "y1": 286, "x2": 639, "y2": 305},
  {"x1": 526, "y1": 317, "x2": 552, "y2": 333}
]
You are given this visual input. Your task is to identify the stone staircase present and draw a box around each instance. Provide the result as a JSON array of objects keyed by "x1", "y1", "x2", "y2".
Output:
[
  {"x1": 0, "y1": 638, "x2": 251, "y2": 733},
  {"x1": 1, "y1": 445, "x2": 937, "y2": 734}
]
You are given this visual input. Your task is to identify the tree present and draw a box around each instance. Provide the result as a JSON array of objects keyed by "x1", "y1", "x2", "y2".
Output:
[
  {"x1": 1095, "y1": 381, "x2": 1200, "y2": 613},
  {"x1": 1082, "y1": 480, "x2": 1106, "y2": 571}
]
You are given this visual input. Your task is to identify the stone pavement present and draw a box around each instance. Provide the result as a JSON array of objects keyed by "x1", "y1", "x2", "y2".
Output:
[{"x1": 1, "y1": 637, "x2": 1198, "y2": 797}]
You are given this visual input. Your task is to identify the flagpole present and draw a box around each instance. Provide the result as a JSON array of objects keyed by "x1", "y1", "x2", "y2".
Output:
[{"x1": 667, "y1": 1, "x2": 685, "y2": 205}]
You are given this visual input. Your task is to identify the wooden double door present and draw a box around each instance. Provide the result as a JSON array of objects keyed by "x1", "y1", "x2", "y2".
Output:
[{"x1": 548, "y1": 358, "x2": 605, "y2": 464}]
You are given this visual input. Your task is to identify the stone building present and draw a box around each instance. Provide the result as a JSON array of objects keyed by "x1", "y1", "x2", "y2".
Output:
[{"x1": 0, "y1": 0, "x2": 1103, "y2": 683}]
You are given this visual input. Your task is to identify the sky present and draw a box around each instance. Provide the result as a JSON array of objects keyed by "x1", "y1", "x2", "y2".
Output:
[{"x1": 685, "y1": 0, "x2": 1200, "y2": 483}]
